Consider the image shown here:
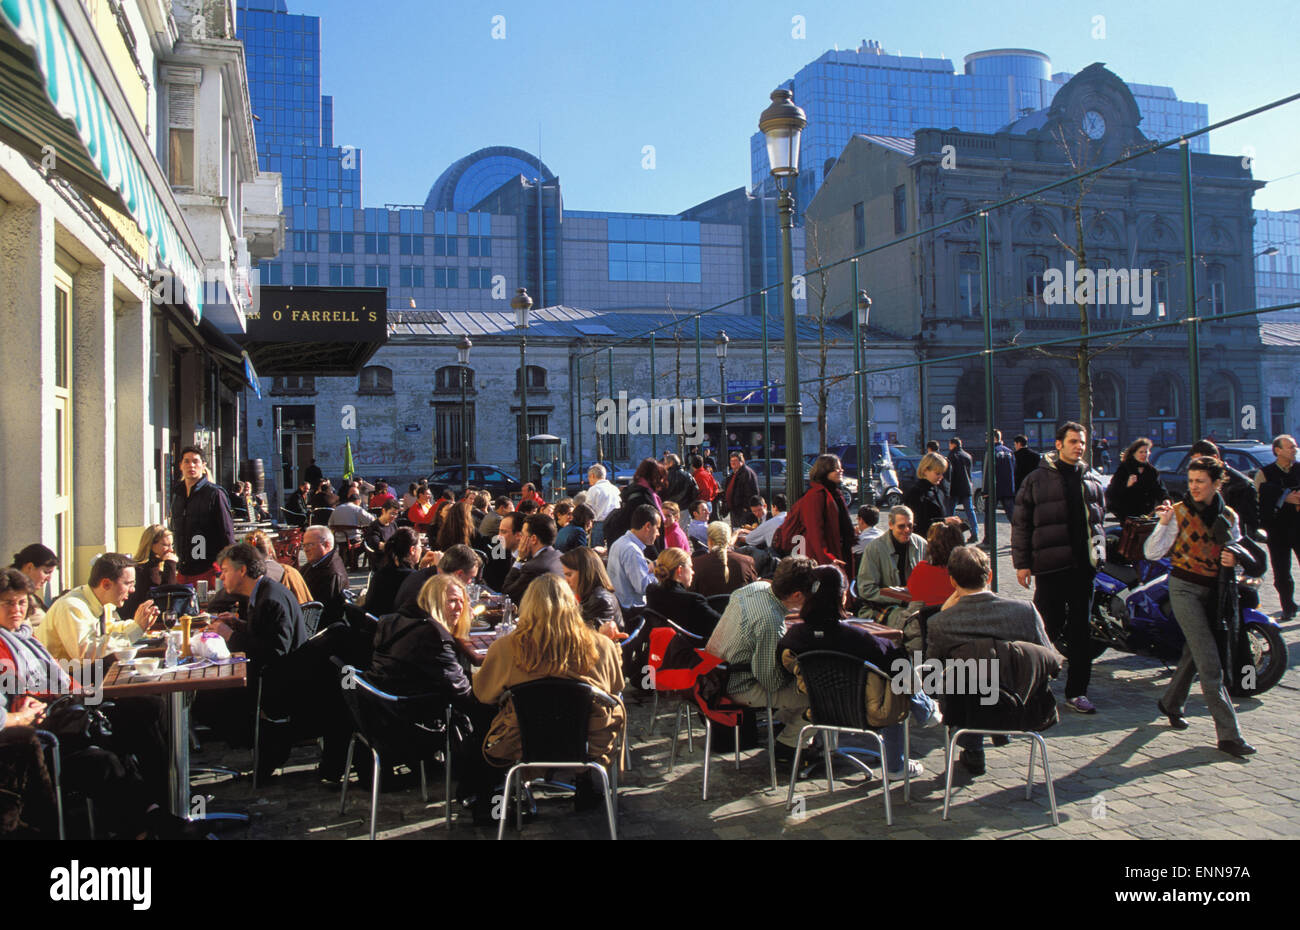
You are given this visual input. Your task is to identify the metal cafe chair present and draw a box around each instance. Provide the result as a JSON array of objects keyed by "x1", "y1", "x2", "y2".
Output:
[
  {"x1": 495, "y1": 678, "x2": 625, "y2": 841},
  {"x1": 782, "y1": 650, "x2": 909, "y2": 826},
  {"x1": 693, "y1": 663, "x2": 779, "y2": 801}
]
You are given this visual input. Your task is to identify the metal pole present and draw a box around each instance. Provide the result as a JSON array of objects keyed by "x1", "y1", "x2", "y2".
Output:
[
  {"x1": 607, "y1": 348, "x2": 614, "y2": 463},
  {"x1": 519, "y1": 332, "x2": 529, "y2": 483},
  {"x1": 649, "y1": 333, "x2": 657, "y2": 461},
  {"x1": 979, "y1": 212, "x2": 997, "y2": 587},
  {"x1": 851, "y1": 261, "x2": 865, "y2": 500},
  {"x1": 719, "y1": 355, "x2": 728, "y2": 477},
  {"x1": 762, "y1": 289, "x2": 772, "y2": 501},
  {"x1": 779, "y1": 183, "x2": 804, "y2": 499},
  {"x1": 1180, "y1": 140, "x2": 1201, "y2": 441},
  {"x1": 574, "y1": 354, "x2": 582, "y2": 473},
  {"x1": 461, "y1": 361, "x2": 469, "y2": 495}
]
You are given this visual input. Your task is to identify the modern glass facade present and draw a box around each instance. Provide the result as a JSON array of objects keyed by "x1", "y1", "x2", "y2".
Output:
[
  {"x1": 749, "y1": 40, "x2": 1210, "y2": 303},
  {"x1": 1255, "y1": 208, "x2": 1300, "y2": 322}
]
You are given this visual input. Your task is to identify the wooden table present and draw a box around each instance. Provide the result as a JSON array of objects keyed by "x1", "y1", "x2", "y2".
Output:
[{"x1": 103, "y1": 656, "x2": 248, "y2": 817}]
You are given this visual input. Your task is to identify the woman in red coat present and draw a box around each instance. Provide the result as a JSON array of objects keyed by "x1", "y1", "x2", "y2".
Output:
[{"x1": 775, "y1": 454, "x2": 855, "y2": 566}]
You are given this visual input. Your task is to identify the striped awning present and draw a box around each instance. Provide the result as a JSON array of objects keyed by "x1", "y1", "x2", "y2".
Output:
[{"x1": 0, "y1": 0, "x2": 204, "y2": 318}]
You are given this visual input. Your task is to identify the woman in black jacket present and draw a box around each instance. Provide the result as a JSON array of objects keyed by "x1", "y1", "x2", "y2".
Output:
[
  {"x1": 902, "y1": 452, "x2": 963, "y2": 538},
  {"x1": 560, "y1": 547, "x2": 624, "y2": 634},
  {"x1": 645, "y1": 548, "x2": 721, "y2": 638},
  {"x1": 368, "y1": 572, "x2": 475, "y2": 703},
  {"x1": 363, "y1": 527, "x2": 420, "y2": 617},
  {"x1": 1106, "y1": 437, "x2": 1167, "y2": 522}
]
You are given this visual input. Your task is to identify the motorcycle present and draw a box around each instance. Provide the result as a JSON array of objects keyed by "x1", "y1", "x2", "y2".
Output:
[{"x1": 1080, "y1": 528, "x2": 1288, "y2": 695}]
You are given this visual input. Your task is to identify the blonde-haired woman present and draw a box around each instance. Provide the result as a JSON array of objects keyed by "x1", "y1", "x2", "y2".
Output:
[
  {"x1": 902, "y1": 451, "x2": 964, "y2": 538},
  {"x1": 470, "y1": 574, "x2": 625, "y2": 821},
  {"x1": 646, "y1": 547, "x2": 721, "y2": 637},
  {"x1": 368, "y1": 571, "x2": 475, "y2": 700},
  {"x1": 690, "y1": 521, "x2": 758, "y2": 598},
  {"x1": 122, "y1": 524, "x2": 177, "y2": 619}
]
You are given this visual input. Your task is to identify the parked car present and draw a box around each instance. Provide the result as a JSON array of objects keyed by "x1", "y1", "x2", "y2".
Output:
[
  {"x1": 1151, "y1": 441, "x2": 1274, "y2": 499},
  {"x1": 424, "y1": 464, "x2": 522, "y2": 499}
]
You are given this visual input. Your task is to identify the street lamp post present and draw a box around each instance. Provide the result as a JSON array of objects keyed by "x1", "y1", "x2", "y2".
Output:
[
  {"x1": 759, "y1": 88, "x2": 807, "y2": 499},
  {"x1": 857, "y1": 289, "x2": 874, "y2": 503},
  {"x1": 715, "y1": 330, "x2": 729, "y2": 466},
  {"x1": 512, "y1": 288, "x2": 532, "y2": 484},
  {"x1": 457, "y1": 335, "x2": 472, "y2": 496}
]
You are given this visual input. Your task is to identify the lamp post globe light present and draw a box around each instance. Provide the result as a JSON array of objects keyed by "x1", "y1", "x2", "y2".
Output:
[
  {"x1": 715, "y1": 330, "x2": 729, "y2": 466},
  {"x1": 457, "y1": 335, "x2": 472, "y2": 495},
  {"x1": 511, "y1": 287, "x2": 532, "y2": 484},
  {"x1": 759, "y1": 88, "x2": 807, "y2": 498},
  {"x1": 857, "y1": 290, "x2": 874, "y2": 501}
]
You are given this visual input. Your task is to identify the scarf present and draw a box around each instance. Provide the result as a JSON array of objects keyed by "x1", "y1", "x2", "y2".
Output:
[
  {"x1": 1058, "y1": 457, "x2": 1090, "y2": 563},
  {"x1": 1183, "y1": 491, "x2": 1230, "y2": 544},
  {"x1": 891, "y1": 534, "x2": 913, "y2": 585},
  {"x1": 0, "y1": 624, "x2": 71, "y2": 695},
  {"x1": 817, "y1": 479, "x2": 856, "y2": 564}
]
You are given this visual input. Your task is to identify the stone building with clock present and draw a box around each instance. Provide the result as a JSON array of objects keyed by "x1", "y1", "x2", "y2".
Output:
[{"x1": 806, "y1": 63, "x2": 1265, "y2": 461}]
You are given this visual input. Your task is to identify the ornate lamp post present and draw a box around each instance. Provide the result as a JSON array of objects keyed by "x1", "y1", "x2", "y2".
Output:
[
  {"x1": 457, "y1": 335, "x2": 472, "y2": 495},
  {"x1": 857, "y1": 289, "x2": 874, "y2": 501},
  {"x1": 511, "y1": 288, "x2": 532, "y2": 482},
  {"x1": 759, "y1": 88, "x2": 807, "y2": 498},
  {"x1": 715, "y1": 330, "x2": 729, "y2": 465}
]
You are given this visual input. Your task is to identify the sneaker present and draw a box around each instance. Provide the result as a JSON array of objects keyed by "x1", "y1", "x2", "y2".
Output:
[
  {"x1": 1065, "y1": 695, "x2": 1097, "y2": 714},
  {"x1": 886, "y1": 759, "x2": 924, "y2": 780}
]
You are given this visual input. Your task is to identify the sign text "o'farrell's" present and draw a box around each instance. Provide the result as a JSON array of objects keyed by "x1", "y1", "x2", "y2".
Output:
[{"x1": 270, "y1": 310, "x2": 380, "y2": 322}]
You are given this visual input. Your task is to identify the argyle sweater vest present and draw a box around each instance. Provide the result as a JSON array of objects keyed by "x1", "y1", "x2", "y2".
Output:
[{"x1": 1169, "y1": 501, "x2": 1235, "y2": 580}]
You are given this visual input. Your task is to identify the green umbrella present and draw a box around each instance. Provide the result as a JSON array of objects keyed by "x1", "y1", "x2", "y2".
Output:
[{"x1": 343, "y1": 436, "x2": 355, "y2": 482}]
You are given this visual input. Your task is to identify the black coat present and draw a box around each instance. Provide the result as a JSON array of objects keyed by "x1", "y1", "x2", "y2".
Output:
[
  {"x1": 500, "y1": 546, "x2": 563, "y2": 605},
  {"x1": 1011, "y1": 455, "x2": 1106, "y2": 576},
  {"x1": 579, "y1": 586, "x2": 624, "y2": 632},
  {"x1": 230, "y1": 576, "x2": 307, "y2": 671},
  {"x1": 646, "y1": 579, "x2": 721, "y2": 639},
  {"x1": 902, "y1": 479, "x2": 948, "y2": 538},
  {"x1": 1259, "y1": 461, "x2": 1300, "y2": 532},
  {"x1": 302, "y1": 550, "x2": 350, "y2": 628},
  {"x1": 170, "y1": 476, "x2": 235, "y2": 575},
  {"x1": 663, "y1": 465, "x2": 698, "y2": 508},
  {"x1": 947, "y1": 448, "x2": 974, "y2": 498},
  {"x1": 393, "y1": 566, "x2": 438, "y2": 612},
  {"x1": 362, "y1": 520, "x2": 396, "y2": 560},
  {"x1": 1106, "y1": 458, "x2": 1168, "y2": 522},
  {"x1": 1222, "y1": 466, "x2": 1260, "y2": 538},
  {"x1": 364, "y1": 562, "x2": 414, "y2": 618},
  {"x1": 1013, "y1": 447, "x2": 1041, "y2": 493},
  {"x1": 367, "y1": 607, "x2": 472, "y2": 706}
]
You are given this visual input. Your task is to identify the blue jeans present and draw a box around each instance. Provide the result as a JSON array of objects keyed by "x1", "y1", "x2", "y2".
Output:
[
  {"x1": 590, "y1": 521, "x2": 605, "y2": 547},
  {"x1": 882, "y1": 691, "x2": 938, "y2": 772},
  {"x1": 952, "y1": 495, "x2": 978, "y2": 537}
]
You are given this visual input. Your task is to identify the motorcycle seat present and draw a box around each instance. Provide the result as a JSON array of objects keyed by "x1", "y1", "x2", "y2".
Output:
[{"x1": 1100, "y1": 561, "x2": 1140, "y2": 589}]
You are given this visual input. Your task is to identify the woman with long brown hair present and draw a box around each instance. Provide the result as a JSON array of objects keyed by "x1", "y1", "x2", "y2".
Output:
[
  {"x1": 436, "y1": 498, "x2": 476, "y2": 551},
  {"x1": 470, "y1": 574, "x2": 625, "y2": 819},
  {"x1": 559, "y1": 547, "x2": 623, "y2": 634},
  {"x1": 773, "y1": 453, "x2": 855, "y2": 566}
]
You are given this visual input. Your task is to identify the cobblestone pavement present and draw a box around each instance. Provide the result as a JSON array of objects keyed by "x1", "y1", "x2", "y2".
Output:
[{"x1": 196, "y1": 517, "x2": 1300, "y2": 840}]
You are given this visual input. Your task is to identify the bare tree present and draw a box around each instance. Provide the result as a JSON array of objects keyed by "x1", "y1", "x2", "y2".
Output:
[{"x1": 802, "y1": 221, "x2": 853, "y2": 454}]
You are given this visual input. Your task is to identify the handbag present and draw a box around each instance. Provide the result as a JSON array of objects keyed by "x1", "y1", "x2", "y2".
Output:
[
  {"x1": 1117, "y1": 517, "x2": 1157, "y2": 562},
  {"x1": 39, "y1": 696, "x2": 115, "y2": 754}
]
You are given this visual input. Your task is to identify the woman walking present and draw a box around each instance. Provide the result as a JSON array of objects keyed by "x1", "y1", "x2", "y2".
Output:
[
  {"x1": 1144, "y1": 456, "x2": 1255, "y2": 757},
  {"x1": 1107, "y1": 437, "x2": 1167, "y2": 522}
]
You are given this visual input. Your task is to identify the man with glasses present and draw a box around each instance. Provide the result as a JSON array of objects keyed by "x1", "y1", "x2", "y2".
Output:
[
  {"x1": 37, "y1": 554, "x2": 160, "y2": 660},
  {"x1": 856, "y1": 506, "x2": 927, "y2": 617},
  {"x1": 300, "y1": 526, "x2": 349, "y2": 628}
]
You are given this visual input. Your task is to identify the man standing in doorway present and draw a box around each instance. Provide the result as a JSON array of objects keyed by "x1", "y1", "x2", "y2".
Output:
[
  {"x1": 1012, "y1": 422, "x2": 1107, "y2": 714},
  {"x1": 1257, "y1": 434, "x2": 1300, "y2": 621},
  {"x1": 172, "y1": 446, "x2": 235, "y2": 587}
]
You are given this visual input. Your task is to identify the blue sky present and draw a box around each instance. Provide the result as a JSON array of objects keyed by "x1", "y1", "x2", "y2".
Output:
[{"x1": 287, "y1": 0, "x2": 1300, "y2": 214}]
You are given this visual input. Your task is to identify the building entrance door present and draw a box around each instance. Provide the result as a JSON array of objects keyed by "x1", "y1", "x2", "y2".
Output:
[{"x1": 274, "y1": 405, "x2": 316, "y2": 506}]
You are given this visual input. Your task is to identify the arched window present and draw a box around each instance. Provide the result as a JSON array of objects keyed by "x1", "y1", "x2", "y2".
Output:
[
  {"x1": 435, "y1": 365, "x2": 474, "y2": 392},
  {"x1": 357, "y1": 365, "x2": 393, "y2": 394},
  {"x1": 1093, "y1": 372, "x2": 1122, "y2": 453},
  {"x1": 1022, "y1": 372, "x2": 1059, "y2": 448},
  {"x1": 516, "y1": 365, "x2": 546, "y2": 392}
]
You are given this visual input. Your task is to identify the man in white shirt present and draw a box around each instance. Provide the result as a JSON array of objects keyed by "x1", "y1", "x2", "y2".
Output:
[
  {"x1": 37, "y1": 553, "x2": 160, "y2": 661},
  {"x1": 606, "y1": 505, "x2": 660, "y2": 608},
  {"x1": 328, "y1": 490, "x2": 375, "y2": 543},
  {"x1": 585, "y1": 464, "x2": 623, "y2": 546},
  {"x1": 853, "y1": 504, "x2": 884, "y2": 556}
]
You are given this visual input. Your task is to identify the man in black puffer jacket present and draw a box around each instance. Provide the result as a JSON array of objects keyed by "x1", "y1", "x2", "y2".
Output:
[{"x1": 1011, "y1": 422, "x2": 1106, "y2": 715}]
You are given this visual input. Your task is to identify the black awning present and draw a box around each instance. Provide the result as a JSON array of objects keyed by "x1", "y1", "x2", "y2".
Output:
[{"x1": 239, "y1": 286, "x2": 388, "y2": 375}]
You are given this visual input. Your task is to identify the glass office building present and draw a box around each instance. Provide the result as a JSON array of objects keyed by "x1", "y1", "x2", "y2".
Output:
[
  {"x1": 751, "y1": 41, "x2": 1210, "y2": 293},
  {"x1": 1255, "y1": 208, "x2": 1300, "y2": 323}
]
